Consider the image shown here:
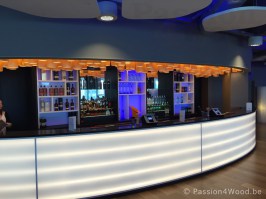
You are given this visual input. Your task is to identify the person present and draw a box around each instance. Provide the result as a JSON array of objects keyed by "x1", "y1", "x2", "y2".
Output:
[{"x1": 0, "y1": 99, "x2": 12, "y2": 135}]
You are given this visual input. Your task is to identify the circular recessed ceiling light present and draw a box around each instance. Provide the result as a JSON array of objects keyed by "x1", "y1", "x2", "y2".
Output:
[
  {"x1": 248, "y1": 36, "x2": 263, "y2": 46},
  {"x1": 98, "y1": 1, "x2": 117, "y2": 22},
  {"x1": 100, "y1": 15, "x2": 115, "y2": 21}
]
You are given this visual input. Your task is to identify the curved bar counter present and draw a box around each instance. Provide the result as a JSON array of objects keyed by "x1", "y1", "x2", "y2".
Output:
[{"x1": 0, "y1": 111, "x2": 256, "y2": 199}]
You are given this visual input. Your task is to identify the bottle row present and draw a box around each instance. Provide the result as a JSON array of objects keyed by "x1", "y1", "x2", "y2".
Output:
[
  {"x1": 147, "y1": 104, "x2": 170, "y2": 113},
  {"x1": 174, "y1": 83, "x2": 193, "y2": 93},
  {"x1": 39, "y1": 83, "x2": 76, "y2": 96},
  {"x1": 52, "y1": 71, "x2": 75, "y2": 81},
  {"x1": 119, "y1": 82, "x2": 145, "y2": 94},
  {"x1": 80, "y1": 77, "x2": 110, "y2": 90},
  {"x1": 54, "y1": 98, "x2": 75, "y2": 111},
  {"x1": 174, "y1": 94, "x2": 194, "y2": 104},
  {"x1": 173, "y1": 72, "x2": 193, "y2": 82},
  {"x1": 40, "y1": 98, "x2": 76, "y2": 112},
  {"x1": 38, "y1": 69, "x2": 78, "y2": 81},
  {"x1": 118, "y1": 71, "x2": 146, "y2": 82},
  {"x1": 147, "y1": 95, "x2": 168, "y2": 106},
  {"x1": 80, "y1": 97, "x2": 114, "y2": 117}
]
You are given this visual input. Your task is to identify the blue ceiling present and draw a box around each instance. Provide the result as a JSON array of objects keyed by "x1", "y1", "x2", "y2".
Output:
[
  {"x1": 1, "y1": 0, "x2": 265, "y2": 60},
  {"x1": 110, "y1": 0, "x2": 264, "y2": 62}
]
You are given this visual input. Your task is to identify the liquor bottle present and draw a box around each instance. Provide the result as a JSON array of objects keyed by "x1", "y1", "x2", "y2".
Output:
[
  {"x1": 176, "y1": 96, "x2": 180, "y2": 104},
  {"x1": 66, "y1": 83, "x2": 70, "y2": 95},
  {"x1": 39, "y1": 85, "x2": 43, "y2": 96},
  {"x1": 62, "y1": 71, "x2": 66, "y2": 80},
  {"x1": 118, "y1": 72, "x2": 122, "y2": 81},
  {"x1": 97, "y1": 78, "x2": 102, "y2": 89},
  {"x1": 188, "y1": 85, "x2": 191, "y2": 92},
  {"x1": 104, "y1": 81, "x2": 107, "y2": 89},
  {"x1": 181, "y1": 95, "x2": 184, "y2": 103},
  {"x1": 43, "y1": 86, "x2": 48, "y2": 96},
  {"x1": 59, "y1": 85, "x2": 64, "y2": 96},
  {"x1": 181, "y1": 73, "x2": 185, "y2": 82},
  {"x1": 71, "y1": 84, "x2": 75, "y2": 95},
  {"x1": 175, "y1": 83, "x2": 179, "y2": 92},
  {"x1": 107, "y1": 80, "x2": 110, "y2": 89},
  {"x1": 70, "y1": 99, "x2": 75, "y2": 110},
  {"x1": 165, "y1": 101, "x2": 170, "y2": 117},
  {"x1": 53, "y1": 71, "x2": 59, "y2": 80},
  {"x1": 138, "y1": 85, "x2": 141, "y2": 94},
  {"x1": 65, "y1": 99, "x2": 69, "y2": 110},
  {"x1": 106, "y1": 106, "x2": 110, "y2": 115},
  {"x1": 59, "y1": 98, "x2": 63, "y2": 111},
  {"x1": 44, "y1": 101, "x2": 51, "y2": 112},
  {"x1": 54, "y1": 85, "x2": 59, "y2": 96},
  {"x1": 58, "y1": 85, "x2": 61, "y2": 96},
  {"x1": 174, "y1": 73, "x2": 177, "y2": 81},
  {"x1": 83, "y1": 78, "x2": 87, "y2": 89},
  {"x1": 188, "y1": 74, "x2": 191, "y2": 82},
  {"x1": 177, "y1": 73, "x2": 180, "y2": 81},
  {"x1": 68, "y1": 71, "x2": 74, "y2": 80},
  {"x1": 54, "y1": 99, "x2": 59, "y2": 111},
  {"x1": 71, "y1": 71, "x2": 74, "y2": 80},
  {"x1": 80, "y1": 78, "x2": 83, "y2": 89},
  {"x1": 40, "y1": 99, "x2": 45, "y2": 112},
  {"x1": 49, "y1": 85, "x2": 54, "y2": 96}
]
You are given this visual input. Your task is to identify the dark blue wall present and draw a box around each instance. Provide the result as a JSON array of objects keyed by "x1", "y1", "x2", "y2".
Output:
[
  {"x1": 0, "y1": 6, "x2": 251, "y2": 68},
  {"x1": 252, "y1": 62, "x2": 266, "y2": 87}
]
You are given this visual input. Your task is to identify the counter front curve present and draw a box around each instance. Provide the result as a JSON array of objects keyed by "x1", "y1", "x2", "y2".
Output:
[{"x1": 0, "y1": 111, "x2": 256, "y2": 199}]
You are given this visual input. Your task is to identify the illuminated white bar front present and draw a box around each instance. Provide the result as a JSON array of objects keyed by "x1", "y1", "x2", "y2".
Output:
[
  {"x1": 0, "y1": 112, "x2": 256, "y2": 199},
  {"x1": 0, "y1": 139, "x2": 36, "y2": 199},
  {"x1": 202, "y1": 112, "x2": 256, "y2": 171},
  {"x1": 36, "y1": 124, "x2": 202, "y2": 199}
]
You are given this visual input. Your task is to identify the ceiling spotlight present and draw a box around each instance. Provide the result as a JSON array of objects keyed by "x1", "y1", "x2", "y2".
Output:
[
  {"x1": 98, "y1": 1, "x2": 117, "y2": 22},
  {"x1": 248, "y1": 36, "x2": 263, "y2": 47}
]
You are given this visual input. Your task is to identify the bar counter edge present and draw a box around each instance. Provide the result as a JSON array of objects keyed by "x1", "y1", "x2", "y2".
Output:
[
  {"x1": 2, "y1": 110, "x2": 256, "y2": 138},
  {"x1": 0, "y1": 111, "x2": 256, "y2": 199}
]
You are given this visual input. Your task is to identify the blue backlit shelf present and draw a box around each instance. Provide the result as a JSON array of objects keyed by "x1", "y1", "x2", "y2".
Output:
[
  {"x1": 119, "y1": 93, "x2": 145, "y2": 95},
  {"x1": 119, "y1": 81, "x2": 146, "y2": 83},
  {"x1": 173, "y1": 72, "x2": 194, "y2": 115},
  {"x1": 118, "y1": 70, "x2": 146, "y2": 121}
]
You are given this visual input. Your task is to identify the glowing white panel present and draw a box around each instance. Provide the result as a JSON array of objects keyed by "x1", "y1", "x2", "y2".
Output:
[
  {"x1": 203, "y1": 6, "x2": 266, "y2": 32},
  {"x1": 0, "y1": 139, "x2": 36, "y2": 199},
  {"x1": 0, "y1": 0, "x2": 100, "y2": 19},
  {"x1": 202, "y1": 112, "x2": 256, "y2": 172},
  {"x1": 122, "y1": 0, "x2": 212, "y2": 19},
  {"x1": 36, "y1": 124, "x2": 201, "y2": 199}
]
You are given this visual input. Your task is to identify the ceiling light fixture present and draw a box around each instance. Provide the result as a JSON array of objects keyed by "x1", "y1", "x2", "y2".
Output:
[
  {"x1": 98, "y1": 1, "x2": 117, "y2": 22},
  {"x1": 248, "y1": 36, "x2": 263, "y2": 46}
]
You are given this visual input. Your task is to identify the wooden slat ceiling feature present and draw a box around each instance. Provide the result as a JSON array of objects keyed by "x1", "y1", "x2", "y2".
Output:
[
  {"x1": 122, "y1": 0, "x2": 212, "y2": 19},
  {"x1": 0, "y1": 0, "x2": 100, "y2": 18},
  {"x1": 0, "y1": 59, "x2": 242, "y2": 78},
  {"x1": 203, "y1": 6, "x2": 266, "y2": 32}
]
